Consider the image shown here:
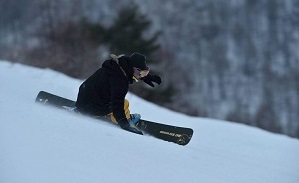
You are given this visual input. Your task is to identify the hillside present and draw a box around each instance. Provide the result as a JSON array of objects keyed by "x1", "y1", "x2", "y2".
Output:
[{"x1": 0, "y1": 61, "x2": 298, "y2": 183}]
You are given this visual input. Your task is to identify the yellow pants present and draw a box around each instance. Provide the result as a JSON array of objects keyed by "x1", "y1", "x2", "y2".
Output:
[{"x1": 108, "y1": 99, "x2": 130, "y2": 123}]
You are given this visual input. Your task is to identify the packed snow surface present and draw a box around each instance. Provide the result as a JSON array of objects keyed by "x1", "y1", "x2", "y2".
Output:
[{"x1": 0, "y1": 61, "x2": 298, "y2": 183}]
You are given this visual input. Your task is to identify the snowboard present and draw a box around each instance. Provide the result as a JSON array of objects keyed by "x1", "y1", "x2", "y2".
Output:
[{"x1": 35, "y1": 91, "x2": 193, "y2": 145}]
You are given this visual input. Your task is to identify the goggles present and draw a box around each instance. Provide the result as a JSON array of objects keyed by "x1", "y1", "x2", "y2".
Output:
[{"x1": 134, "y1": 67, "x2": 150, "y2": 78}]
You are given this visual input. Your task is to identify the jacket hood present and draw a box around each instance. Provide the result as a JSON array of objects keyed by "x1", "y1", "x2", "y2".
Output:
[{"x1": 102, "y1": 57, "x2": 134, "y2": 84}]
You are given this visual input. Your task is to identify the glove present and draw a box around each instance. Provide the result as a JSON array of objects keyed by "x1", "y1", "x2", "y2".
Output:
[
  {"x1": 118, "y1": 118, "x2": 143, "y2": 135},
  {"x1": 142, "y1": 74, "x2": 162, "y2": 87},
  {"x1": 129, "y1": 113, "x2": 141, "y2": 126}
]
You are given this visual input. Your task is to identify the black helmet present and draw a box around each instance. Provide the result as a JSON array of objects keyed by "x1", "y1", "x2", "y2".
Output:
[{"x1": 130, "y1": 52, "x2": 148, "y2": 70}]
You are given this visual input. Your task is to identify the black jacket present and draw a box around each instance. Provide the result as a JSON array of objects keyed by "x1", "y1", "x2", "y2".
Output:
[{"x1": 75, "y1": 56, "x2": 134, "y2": 122}]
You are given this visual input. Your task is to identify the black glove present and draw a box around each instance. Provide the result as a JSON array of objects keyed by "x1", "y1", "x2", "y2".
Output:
[
  {"x1": 142, "y1": 74, "x2": 162, "y2": 87},
  {"x1": 118, "y1": 118, "x2": 143, "y2": 135}
]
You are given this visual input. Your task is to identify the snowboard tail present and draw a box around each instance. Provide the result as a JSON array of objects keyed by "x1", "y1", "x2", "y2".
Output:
[
  {"x1": 36, "y1": 91, "x2": 76, "y2": 108},
  {"x1": 35, "y1": 91, "x2": 193, "y2": 145}
]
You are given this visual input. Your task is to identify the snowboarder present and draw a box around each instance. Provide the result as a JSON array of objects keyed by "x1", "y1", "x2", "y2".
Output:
[{"x1": 75, "y1": 53, "x2": 162, "y2": 134}]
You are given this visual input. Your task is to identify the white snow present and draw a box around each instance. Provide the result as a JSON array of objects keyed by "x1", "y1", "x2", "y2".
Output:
[{"x1": 0, "y1": 60, "x2": 299, "y2": 183}]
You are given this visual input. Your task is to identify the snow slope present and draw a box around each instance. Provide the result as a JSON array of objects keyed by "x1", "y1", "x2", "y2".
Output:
[{"x1": 0, "y1": 61, "x2": 298, "y2": 183}]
